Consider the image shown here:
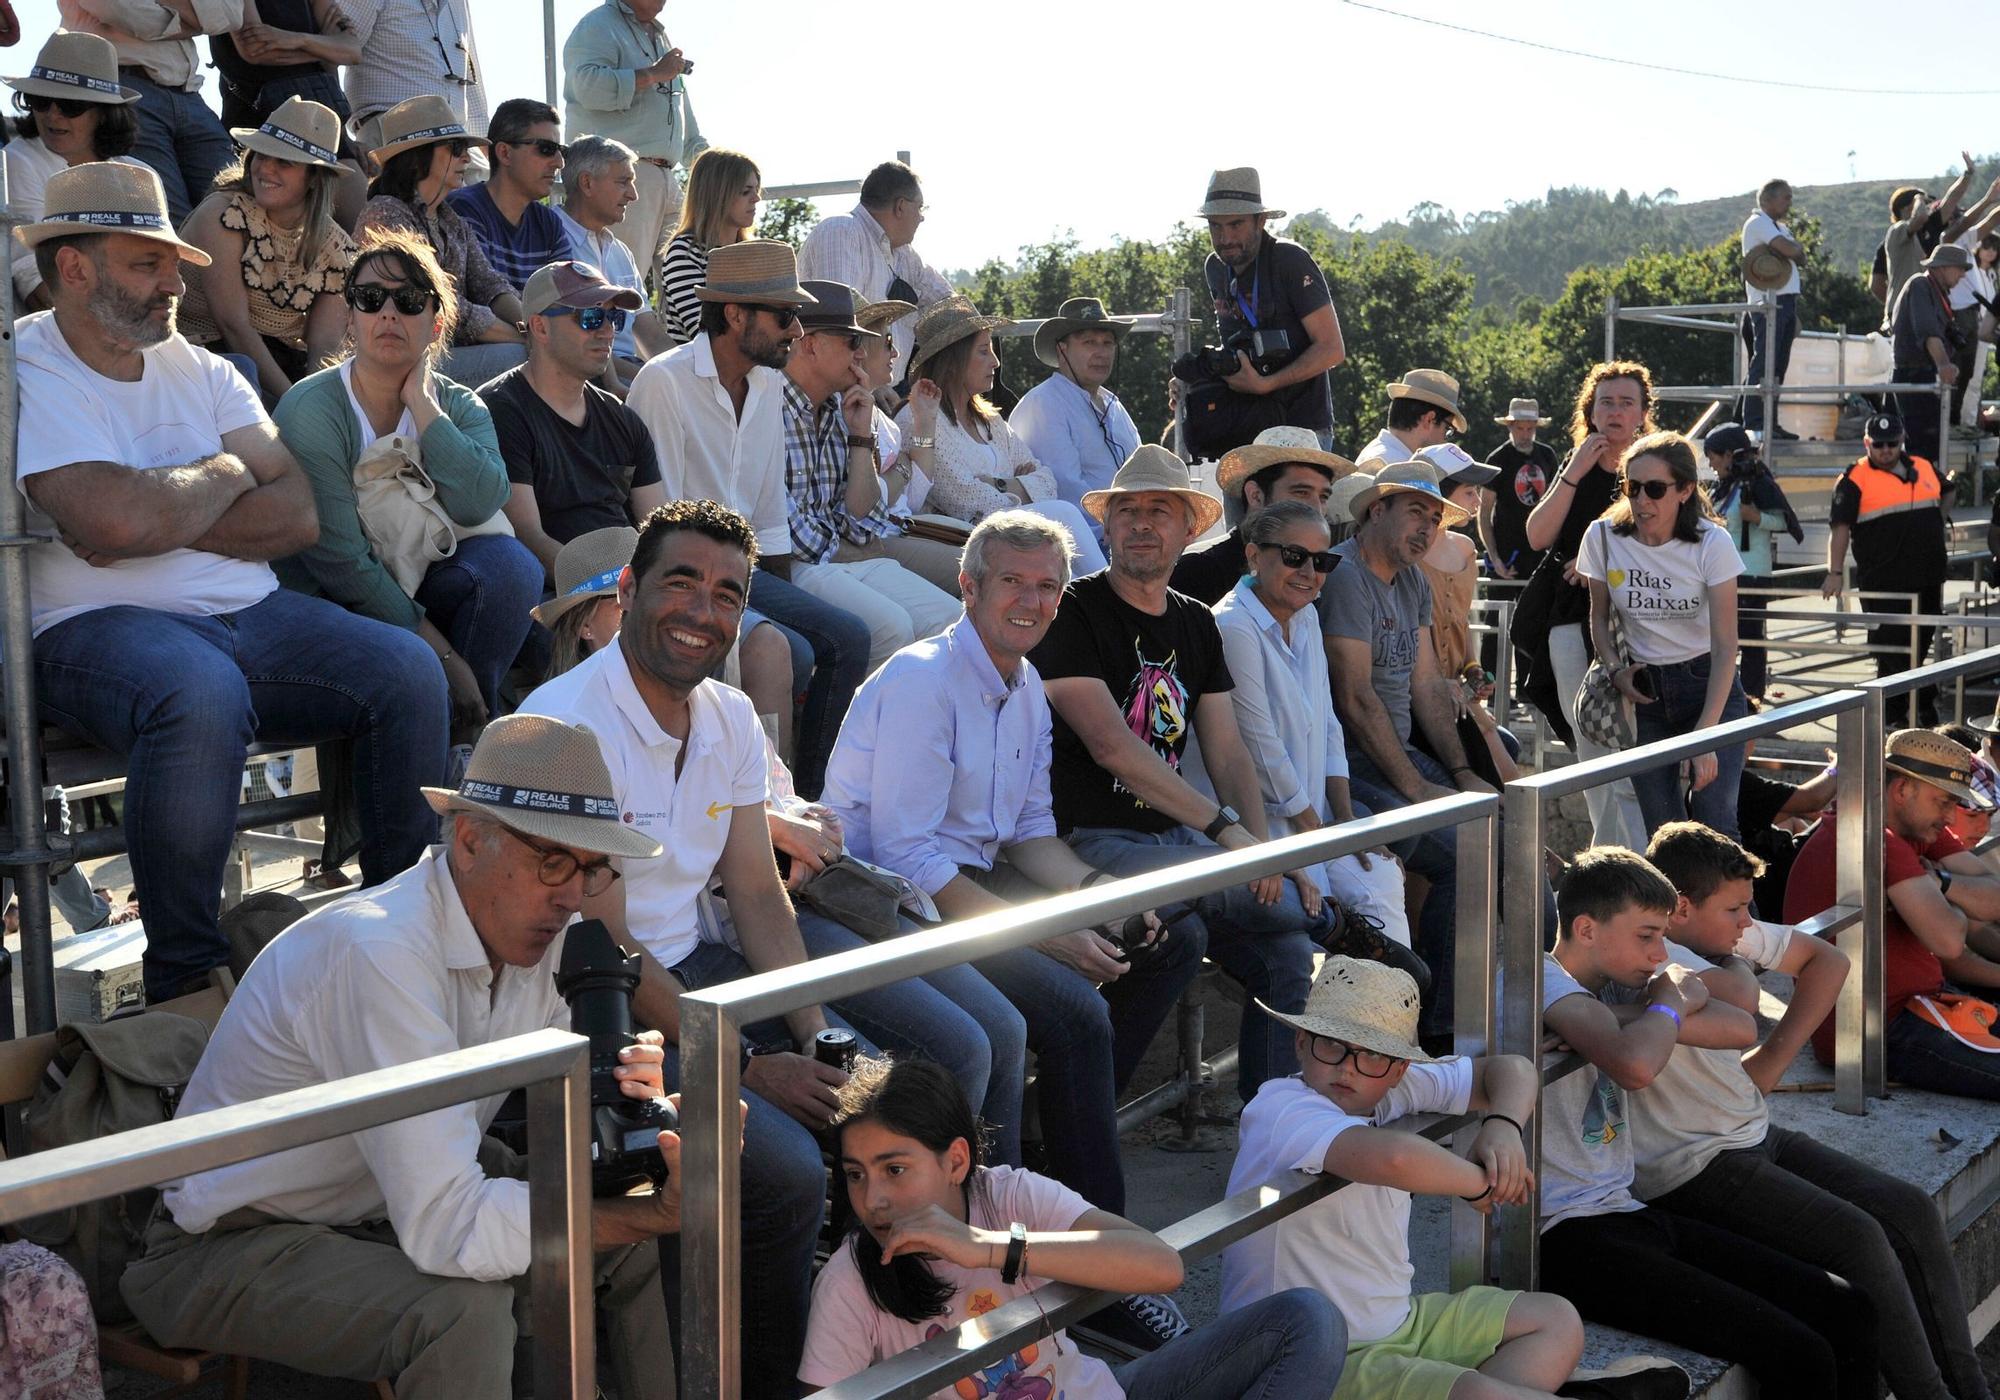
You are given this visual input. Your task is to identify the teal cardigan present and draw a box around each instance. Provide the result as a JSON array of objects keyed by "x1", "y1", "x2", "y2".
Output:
[{"x1": 272, "y1": 365, "x2": 510, "y2": 631}]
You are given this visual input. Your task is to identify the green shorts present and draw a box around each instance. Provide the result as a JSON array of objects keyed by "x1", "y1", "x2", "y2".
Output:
[{"x1": 1331, "y1": 1285, "x2": 1520, "y2": 1400}]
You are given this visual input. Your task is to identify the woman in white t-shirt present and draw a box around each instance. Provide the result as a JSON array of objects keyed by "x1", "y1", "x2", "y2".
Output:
[
  {"x1": 1578, "y1": 431, "x2": 1748, "y2": 839},
  {"x1": 801, "y1": 1057, "x2": 1343, "y2": 1400}
]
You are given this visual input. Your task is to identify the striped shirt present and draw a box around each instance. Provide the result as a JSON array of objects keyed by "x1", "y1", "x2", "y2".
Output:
[
  {"x1": 445, "y1": 184, "x2": 575, "y2": 294},
  {"x1": 781, "y1": 378, "x2": 892, "y2": 564},
  {"x1": 659, "y1": 233, "x2": 709, "y2": 346}
]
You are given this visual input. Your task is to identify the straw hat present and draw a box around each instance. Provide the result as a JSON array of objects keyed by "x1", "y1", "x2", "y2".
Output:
[
  {"x1": 522, "y1": 260, "x2": 644, "y2": 318},
  {"x1": 13, "y1": 161, "x2": 210, "y2": 264},
  {"x1": 422, "y1": 714, "x2": 663, "y2": 858},
  {"x1": 1346, "y1": 460, "x2": 1473, "y2": 528},
  {"x1": 1494, "y1": 397, "x2": 1543, "y2": 425},
  {"x1": 853, "y1": 290, "x2": 915, "y2": 338},
  {"x1": 368, "y1": 94, "x2": 488, "y2": 165},
  {"x1": 1032, "y1": 296, "x2": 1135, "y2": 368},
  {"x1": 1968, "y1": 694, "x2": 2000, "y2": 738},
  {"x1": 230, "y1": 94, "x2": 344, "y2": 171},
  {"x1": 1385, "y1": 368, "x2": 1468, "y2": 434},
  {"x1": 1215, "y1": 425, "x2": 1358, "y2": 498},
  {"x1": 694, "y1": 239, "x2": 817, "y2": 305},
  {"x1": 1196, "y1": 167, "x2": 1285, "y2": 220},
  {"x1": 797, "y1": 280, "x2": 870, "y2": 337},
  {"x1": 530, "y1": 525, "x2": 637, "y2": 628},
  {"x1": 1256, "y1": 955, "x2": 1437, "y2": 1064},
  {"x1": 1414, "y1": 442, "x2": 1499, "y2": 490},
  {"x1": 4, "y1": 31, "x2": 139, "y2": 105},
  {"x1": 1081, "y1": 444, "x2": 1223, "y2": 535},
  {"x1": 910, "y1": 295, "x2": 1012, "y2": 373},
  {"x1": 1924, "y1": 242, "x2": 1973, "y2": 272},
  {"x1": 1325, "y1": 471, "x2": 1376, "y2": 526},
  {"x1": 1742, "y1": 245, "x2": 1792, "y2": 292},
  {"x1": 1885, "y1": 729, "x2": 1994, "y2": 811}
]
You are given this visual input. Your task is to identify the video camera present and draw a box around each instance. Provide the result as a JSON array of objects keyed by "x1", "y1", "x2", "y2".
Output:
[
  {"x1": 555, "y1": 919, "x2": 679, "y2": 1196},
  {"x1": 1173, "y1": 327, "x2": 1293, "y2": 385}
]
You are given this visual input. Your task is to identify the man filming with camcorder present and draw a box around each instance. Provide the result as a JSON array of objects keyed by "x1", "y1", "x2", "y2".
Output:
[
  {"x1": 1177, "y1": 167, "x2": 1346, "y2": 461},
  {"x1": 123, "y1": 715, "x2": 694, "y2": 1399}
]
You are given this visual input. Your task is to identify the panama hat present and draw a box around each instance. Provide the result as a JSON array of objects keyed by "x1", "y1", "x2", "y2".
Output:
[
  {"x1": 1346, "y1": 460, "x2": 1473, "y2": 529},
  {"x1": 853, "y1": 289, "x2": 916, "y2": 337},
  {"x1": 1414, "y1": 442, "x2": 1499, "y2": 490},
  {"x1": 1885, "y1": 729, "x2": 1994, "y2": 811},
  {"x1": 1196, "y1": 167, "x2": 1285, "y2": 220},
  {"x1": 694, "y1": 238, "x2": 817, "y2": 305},
  {"x1": 1385, "y1": 368, "x2": 1468, "y2": 434},
  {"x1": 1325, "y1": 471, "x2": 1376, "y2": 526},
  {"x1": 1081, "y1": 444, "x2": 1223, "y2": 535},
  {"x1": 1215, "y1": 426, "x2": 1358, "y2": 498},
  {"x1": 1032, "y1": 296, "x2": 1135, "y2": 368},
  {"x1": 230, "y1": 94, "x2": 344, "y2": 171},
  {"x1": 4, "y1": 31, "x2": 138, "y2": 105},
  {"x1": 910, "y1": 295, "x2": 1012, "y2": 372},
  {"x1": 1742, "y1": 245, "x2": 1792, "y2": 292},
  {"x1": 1924, "y1": 242, "x2": 1973, "y2": 272},
  {"x1": 797, "y1": 280, "x2": 872, "y2": 337},
  {"x1": 1256, "y1": 956, "x2": 1437, "y2": 1064},
  {"x1": 422, "y1": 714, "x2": 663, "y2": 858},
  {"x1": 368, "y1": 94, "x2": 488, "y2": 165},
  {"x1": 1494, "y1": 397, "x2": 1543, "y2": 425},
  {"x1": 531, "y1": 526, "x2": 638, "y2": 628},
  {"x1": 14, "y1": 161, "x2": 210, "y2": 264}
]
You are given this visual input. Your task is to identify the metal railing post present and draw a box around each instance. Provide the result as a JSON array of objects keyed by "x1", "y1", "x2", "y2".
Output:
[
  {"x1": 1492, "y1": 601, "x2": 1515, "y2": 729},
  {"x1": 1451, "y1": 811, "x2": 1498, "y2": 1288},
  {"x1": 1940, "y1": 381, "x2": 1952, "y2": 485},
  {"x1": 1497, "y1": 785, "x2": 1544, "y2": 1290},
  {"x1": 527, "y1": 1040, "x2": 594, "y2": 1396},
  {"x1": 1761, "y1": 298, "x2": 1779, "y2": 443},
  {"x1": 1171, "y1": 287, "x2": 1192, "y2": 461},
  {"x1": 680, "y1": 994, "x2": 744, "y2": 1400},
  {"x1": 1833, "y1": 694, "x2": 1887, "y2": 1112},
  {"x1": 1603, "y1": 294, "x2": 1618, "y2": 362}
]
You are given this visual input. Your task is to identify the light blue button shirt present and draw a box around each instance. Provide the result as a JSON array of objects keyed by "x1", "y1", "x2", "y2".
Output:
[
  {"x1": 562, "y1": 0, "x2": 707, "y2": 165},
  {"x1": 823, "y1": 616, "x2": 1056, "y2": 896},
  {"x1": 555, "y1": 206, "x2": 642, "y2": 362},
  {"x1": 1008, "y1": 372, "x2": 1142, "y2": 513}
]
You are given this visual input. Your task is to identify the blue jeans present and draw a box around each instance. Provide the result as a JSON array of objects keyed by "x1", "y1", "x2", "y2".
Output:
[
  {"x1": 1886, "y1": 1007, "x2": 2000, "y2": 1101},
  {"x1": 1741, "y1": 293, "x2": 1799, "y2": 430},
  {"x1": 1630, "y1": 657, "x2": 1749, "y2": 841},
  {"x1": 1115, "y1": 1288, "x2": 1346, "y2": 1400},
  {"x1": 794, "y1": 911, "x2": 1028, "y2": 1167},
  {"x1": 34, "y1": 590, "x2": 447, "y2": 999},
  {"x1": 412, "y1": 534, "x2": 545, "y2": 713},
  {"x1": 748, "y1": 568, "x2": 871, "y2": 799},
  {"x1": 1066, "y1": 826, "x2": 1325, "y2": 1102},
  {"x1": 121, "y1": 71, "x2": 236, "y2": 224}
]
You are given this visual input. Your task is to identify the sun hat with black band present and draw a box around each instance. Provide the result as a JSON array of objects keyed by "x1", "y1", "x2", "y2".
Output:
[
  {"x1": 1884, "y1": 728, "x2": 1994, "y2": 811},
  {"x1": 909, "y1": 295, "x2": 1012, "y2": 373},
  {"x1": 796, "y1": 280, "x2": 872, "y2": 338},
  {"x1": 1032, "y1": 296, "x2": 1135, "y2": 368},
  {"x1": 4, "y1": 31, "x2": 139, "y2": 105},
  {"x1": 694, "y1": 239, "x2": 817, "y2": 306},
  {"x1": 368, "y1": 93, "x2": 488, "y2": 166},
  {"x1": 14, "y1": 160, "x2": 211, "y2": 264},
  {"x1": 1346, "y1": 459, "x2": 1473, "y2": 528},
  {"x1": 1081, "y1": 443, "x2": 1223, "y2": 535},
  {"x1": 1385, "y1": 368, "x2": 1469, "y2": 435},
  {"x1": 1195, "y1": 166, "x2": 1285, "y2": 220},
  {"x1": 530, "y1": 525, "x2": 637, "y2": 628},
  {"x1": 230, "y1": 94, "x2": 344, "y2": 171},
  {"x1": 423, "y1": 713, "x2": 662, "y2": 859},
  {"x1": 1256, "y1": 955, "x2": 1437, "y2": 1064},
  {"x1": 1215, "y1": 425, "x2": 1357, "y2": 498}
]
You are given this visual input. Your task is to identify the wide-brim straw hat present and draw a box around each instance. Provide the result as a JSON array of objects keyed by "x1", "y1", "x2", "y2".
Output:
[
  {"x1": 1032, "y1": 296, "x2": 1135, "y2": 368},
  {"x1": 1347, "y1": 460, "x2": 1473, "y2": 528},
  {"x1": 1494, "y1": 397, "x2": 1543, "y2": 425},
  {"x1": 1924, "y1": 242, "x2": 1973, "y2": 272},
  {"x1": 230, "y1": 94, "x2": 344, "y2": 171},
  {"x1": 1885, "y1": 728, "x2": 1994, "y2": 811},
  {"x1": 1385, "y1": 368, "x2": 1468, "y2": 434},
  {"x1": 1196, "y1": 166, "x2": 1285, "y2": 220},
  {"x1": 1081, "y1": 444, "x2": 1224, "y2": 535},
  {"x1": 423, "y1": 714, "x2": 661, "y2": 858},
  {"x1": 695, "y1": 238, "x2": 818, "y2": 305},
  {"x1": 14, "y1": 161, "x2": 211, "y2": 264},
  {"x1": 853, "y1": 290, "x2": 915, "y2": 337},
  {"x1": 1325, "y1": 471, "x2": 1376, "y2": 526},
  {"x1": 368, "y1": 94, "x2": 488, "y2": 165},
  {"x1": 1215, "y1": 425, "x2": 1358, "y2": 497},
  {"x1": 531, "y1": 525, "x2": 637, "y2": 628},
  {"x1": 1968, "y1": 694, "x2": 2000, "y2": 738},
  {"x1": 910, "y1": 295, "x2": 1012, "y2": 372},
  {"x1": 4, "y1": 31, "x2": 139, "y2": 104},
  {"x1": 1742, "y1": 245, "x2": 1792, "y2": 292},
  {"x1": 1256, "y1": 955, "x2": 1437, "y2": 1064},
  {"x1": 1414, "y1": 442, "x2": 1499, "y2": 489}
]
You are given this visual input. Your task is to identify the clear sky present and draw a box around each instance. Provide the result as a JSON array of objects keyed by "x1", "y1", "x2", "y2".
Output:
[{"x1": 12, "y1": 0, "x2": 1992, "y2": 274}]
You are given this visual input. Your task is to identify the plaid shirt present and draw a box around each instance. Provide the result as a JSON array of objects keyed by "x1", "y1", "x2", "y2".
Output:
[{"x1": 781, "y1": 379, "x2": 893, "y2": 565}]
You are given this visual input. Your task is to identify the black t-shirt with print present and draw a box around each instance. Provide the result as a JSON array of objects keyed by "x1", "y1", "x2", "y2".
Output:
[
  {"x1": 481, "y1": 367, "x2": 663, "y2": 550},
  {"x1": 1483, "y1": 438, "x2": 1558, "y2": 574},
  {"x1": 1029, "y1": 571, "x2": 1233, "y2": 834}
]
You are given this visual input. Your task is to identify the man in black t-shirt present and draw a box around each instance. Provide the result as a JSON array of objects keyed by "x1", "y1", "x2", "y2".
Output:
[
  {"x1": 1480, "y1": 398, "x2": 1557, "y2": 581},
  {"x1": 485, "y1": 262, "x2": 668, "y2": 582},
  {"x1": 1029, "y1": 445, "x2": 1330, "y2": 1102}
]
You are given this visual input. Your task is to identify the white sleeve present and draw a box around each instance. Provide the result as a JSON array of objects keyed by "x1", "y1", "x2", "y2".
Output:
[
  {"x1": 202, "y1": 346, "x2": 272, "y2": 435},
  {"x1": 1734, "y1": 918, "x2": 1793, "y2": 970},
  {"x1": 1374, "y1": 1055, "x2": 1475, "y2": 1122},
  {"x1": 1742, "y1": 213, "x2": 1778, "y2": 253},
  {"x1": 1702, "y1": 525, "x2": 1745, "y2": 585},
  {"x1": 1575, "y1": 519, "x2": 1608, "y2": 581}
]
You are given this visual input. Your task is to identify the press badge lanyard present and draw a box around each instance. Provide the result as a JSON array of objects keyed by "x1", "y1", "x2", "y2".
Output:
[{"x1": 1229, "y1": 260, "x2": 1261, "y2": 329}]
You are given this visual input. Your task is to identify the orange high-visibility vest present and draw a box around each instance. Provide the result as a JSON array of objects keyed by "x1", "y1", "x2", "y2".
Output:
[{"x1": 1843, "y1": 453, "x2": 1942, "y2": 529}]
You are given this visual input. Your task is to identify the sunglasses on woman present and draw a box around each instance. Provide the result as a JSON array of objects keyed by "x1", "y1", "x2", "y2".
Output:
[
  {"x1": 1256, "y1": 541, "x2": 1338, "y2": 573},
  {"x1": 21, "y1": 93, "x2": 96, "y2": 119},
  {"x1": 543, "y1": 305, "x2": 629, "y2": 332},
  {"x1": 345, "y1": 283, "x2": 438, "y2": 316},
  {"x1": 440, "y1": 138, "x2": 473, "y2": 158},
  {"x1": 1623, "y1": 478, "x2": 1676, "y2": 500}
]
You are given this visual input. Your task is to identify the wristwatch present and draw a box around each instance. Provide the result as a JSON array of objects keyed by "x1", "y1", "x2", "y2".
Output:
[{"x1": 1203, "y1": 805, "x2": 1241, "y2": 841}]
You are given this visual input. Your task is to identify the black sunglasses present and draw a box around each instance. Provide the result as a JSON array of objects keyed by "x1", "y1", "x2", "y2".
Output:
[
  {"x1": 346, "y1": 283, "x2": 438, "y2": 317},
  {"x1": 505, "y1": 137, "x2": 567, "y2": 160},
  {"x1": 22, "y1": 93, "x2": 97, "y2": 119},
  {"x1": 747, "y1": 303, "x2": 799, "y2": 328},
  {"x1": 439, "y1": 138, "x2": 473, "y2": 158},
  {"x1": 1623, "y1": 478, "x2": 1676, "y2": 500},
  {"x1": 1257, "y1": 541, "x2": 1337, "y2": 573}
]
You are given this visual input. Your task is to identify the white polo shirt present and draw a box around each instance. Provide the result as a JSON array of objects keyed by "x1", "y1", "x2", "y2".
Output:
[{"x1": 520, "y1": 636, "x2": 768, "y2": 972}]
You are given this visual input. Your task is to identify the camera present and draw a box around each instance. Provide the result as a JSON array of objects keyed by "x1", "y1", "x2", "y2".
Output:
[
  {"x1": 680, "y1": 58, "x2": 694, "y2": 74},
  {"x1": 1173, "y1": 327, "x2": 1293, "y2": 385},
  {"x1": 555, "y1": 918, "x2": 679, "y2": 1196}
]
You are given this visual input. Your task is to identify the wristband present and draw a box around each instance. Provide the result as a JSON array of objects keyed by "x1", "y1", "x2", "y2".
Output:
[
  {"x1": 1645, "y1": 1002, "x2": 1682, "y2": 1028},
  {"x1": 1482, "y1": 1112, "x2": 1524, "y2": 1136},
  {"x1": 1460, "y1": 1180, "x2": 1494, "y2": 1203},
  {"x1": 999, "y1": 1221, "x2": 1028, "y2": 1284},
  {"x1": 1937, "y1": 868, "x2": 1954, "y2": 898},
  {"x1": 906, "y1": 434, "x2": 937, "y2": 449}
]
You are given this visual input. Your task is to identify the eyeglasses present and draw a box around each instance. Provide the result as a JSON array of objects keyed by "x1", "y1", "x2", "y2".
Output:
[
  {"x1": 746, "y1": 304, "x2": 799, "y2": 328},
  {"x1": 21, "y1": 93, "x2": 96, "y2": 119},
  {"x1": 505, "y1": 137, "x2": 567, "y2": 159},
  {"x1": 1623, "y1": 478, "x2": 1676, "y2": 500},
  {"x1": 1256, "y1": 542, "x2": 1338, "y2": 573},
  {"x1": 1307, "y1": 1035, "x2": 1399, "y2": 1077},
  {"x1": 811, "y1": 329, "x2": 863, "y2": 350},
  {"x1": 542, "y1": 305, "x2": 629, "y2": 332},
  {"x1": 346, "y1": 283, "x2": 438, "y2": 317},
  {"x1": 498, "y1": 825, "x2": 620, "y2": 897},
  {"x1": 438, "y1": 138, "x2": 473, "y2": 158}
]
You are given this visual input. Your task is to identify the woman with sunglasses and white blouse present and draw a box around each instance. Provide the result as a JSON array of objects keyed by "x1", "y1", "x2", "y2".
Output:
[{"x1": 1576, "y1": 431, "x2": 1748, "y2": 839}]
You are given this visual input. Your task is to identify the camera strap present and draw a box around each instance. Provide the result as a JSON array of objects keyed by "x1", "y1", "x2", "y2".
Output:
[{"x1": 1229, "y1": 262, "x2": 1262, "y2": 328}]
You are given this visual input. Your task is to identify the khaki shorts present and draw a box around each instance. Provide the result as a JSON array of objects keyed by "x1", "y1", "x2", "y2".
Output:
[{"x1": 1333, "y1": 1285, "x2": 1519, "y2": 1400}]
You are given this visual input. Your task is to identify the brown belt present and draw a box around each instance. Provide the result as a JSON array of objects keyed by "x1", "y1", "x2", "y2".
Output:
[{"x1": 637, "y1": 156, "x2": 676, "y2": 169}]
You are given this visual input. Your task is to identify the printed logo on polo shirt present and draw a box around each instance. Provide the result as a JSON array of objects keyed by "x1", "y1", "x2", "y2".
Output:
[
  {"x1": 705, "y1": 800, "x2": 729, "y2": 820},
  {"x1": 1615, "y1": 563, "x2": 1702, "y2": 616},
  {"x1": 622, "y1": 807, "x2": 668, "y2": 826}
]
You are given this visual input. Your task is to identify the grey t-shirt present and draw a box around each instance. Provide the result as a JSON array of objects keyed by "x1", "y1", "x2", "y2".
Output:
[
  {"x1": 1322, "y1": 539, "x2": 1433, "y2": 744},
  {"x1": 1538, "y1": 954, "x2": 1646, "y2": 1232}
]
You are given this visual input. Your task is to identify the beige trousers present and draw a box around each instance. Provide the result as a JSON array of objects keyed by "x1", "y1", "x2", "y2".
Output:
[{"x1": 615, "y1": 159, "x2": 683, "y2": 295}]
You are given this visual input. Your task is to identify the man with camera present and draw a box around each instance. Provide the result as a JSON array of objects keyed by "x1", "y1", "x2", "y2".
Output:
[
  {"x1": 123, "y1": 715, "x2": 682, "y2": 1399},
  {"x1": 1177, "y1": 167, "x2": 1345, "y2": 461},
  {"x1": 1705, "y1": 423, "x2": 1801, "y2": 701}
]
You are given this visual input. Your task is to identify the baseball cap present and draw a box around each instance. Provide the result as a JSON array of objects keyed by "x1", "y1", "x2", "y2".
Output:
[
  {"x1": 1864, "y1": 412, "x2": 1905, "y2": 443},
  {"x1": 521, "y1": 260, "x2": 644, "y2": 318},
  {"x1": 1413, "y1": 442, "x2": 1499, "y2": 489}
]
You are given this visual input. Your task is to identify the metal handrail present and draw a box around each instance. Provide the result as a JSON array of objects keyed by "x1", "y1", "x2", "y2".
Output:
[
  {"x1": 678, "y1": 792, "x2": 1500, "y2": 1398},
  {"x1": 0, "y1": 1029, "x2": 595, "y2": 1396}
]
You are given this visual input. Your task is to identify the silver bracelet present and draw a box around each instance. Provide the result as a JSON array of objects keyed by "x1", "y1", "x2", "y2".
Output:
[{"x1": 906, "y1": 434, "x2": 937, "y2": 449}]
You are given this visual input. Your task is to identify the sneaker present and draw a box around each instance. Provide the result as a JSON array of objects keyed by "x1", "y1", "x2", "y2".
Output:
[
  {"x1": 1071, "y1": 1293, "x2": 1189, "y2": 1360},
  {"x1": 1321, "y1": 903, "x2": 1432, "y2": 997},
  {"x1": 1557, "y1": 1356, "x2": 1691, "y2": 1400},
  {"x1": 1770, "y1": 425, "x2": 1800, "y2": 441}
]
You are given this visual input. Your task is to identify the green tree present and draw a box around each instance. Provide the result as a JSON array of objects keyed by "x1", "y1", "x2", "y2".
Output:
[{"x1": 755, "y1": 196, "x2": 819, "y2": 248}]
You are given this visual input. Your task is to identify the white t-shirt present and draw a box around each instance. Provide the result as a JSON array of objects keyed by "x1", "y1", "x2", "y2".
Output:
[
  {"x1": 1575, "y1": 518, "x2": 1742, "y2": 665},
  {"x1": 798, "y1": 1166, "x2": 1122, "y2": 1400},
  {"x1": 1538, "y1": 953, "x2": 1646, "y2": 1231},
  {"x1": 15, "y1": 313, "x2": 278, "y2": 636},
  {"x1": 518, "y1": 637, "x2": 769, "y2": 972},
  {"x1": 1741, "y1": 210, "x2": 1801, "y2": 301},
  {"x1": 1219, "y1": 1060, "x2": 1473, "y2": 1343}
]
